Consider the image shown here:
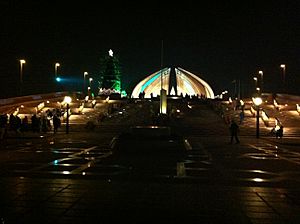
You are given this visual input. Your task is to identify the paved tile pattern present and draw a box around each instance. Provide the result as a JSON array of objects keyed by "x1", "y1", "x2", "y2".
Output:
[
  {"x1": 1, "y1": 177, "x2": 300, "y2": 223},
  {"x1": 1, "y1": 101, "x2": 300, "y2": 223}
]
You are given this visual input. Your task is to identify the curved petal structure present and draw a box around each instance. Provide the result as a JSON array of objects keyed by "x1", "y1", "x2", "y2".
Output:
[
  {"x1": 176, "y1": 67, "x2": 214, "y2": 98},
  {"x1": 131, "y1": 68, "x2": 170, "y2": 98},
  {"x1": 131, "y1": 67, "x2": 214, "y2": 99}
]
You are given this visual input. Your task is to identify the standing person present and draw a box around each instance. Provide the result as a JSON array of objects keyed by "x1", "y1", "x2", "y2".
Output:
[
  {"x1": 229, "y1": 120, "x2": 240, "y2": 144},
  {"x1": 239, "y1": 110, "x2": 245, "y2": 124},
  {"x1": 53, "y1": 115, "x2": 61, "y2": 134},
  {"x1": 276, "y1": 125, "x2": 283, "y2": 139},
  {"x1": 0, "y1": 114, "x2": 8, "y2": 140}
]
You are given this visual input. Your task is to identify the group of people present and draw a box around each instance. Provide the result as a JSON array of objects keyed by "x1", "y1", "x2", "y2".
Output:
[
  {"x1": 271, "y1": 125, "x2": 284, "y2": 139},
  {"x1": 228, "y1": 120, "x2": 284, "y2": 144},
  {"x1": 0, "y1": 109, "x2": 62, "y2": 140}
]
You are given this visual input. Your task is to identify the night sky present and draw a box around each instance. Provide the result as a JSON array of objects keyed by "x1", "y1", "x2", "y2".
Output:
[{"x1": 1, "y1": 1, "x2": 300, "y2": 99}]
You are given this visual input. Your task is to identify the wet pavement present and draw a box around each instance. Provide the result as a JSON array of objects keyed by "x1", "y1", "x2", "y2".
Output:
[{"x1": 1, "y1": 101, "x2": 300, "y2": 223}]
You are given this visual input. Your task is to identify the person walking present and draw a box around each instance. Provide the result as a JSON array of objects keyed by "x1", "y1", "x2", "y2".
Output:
[{"x1": 229, "y1": 120, "x2": 240, "y2": 144}]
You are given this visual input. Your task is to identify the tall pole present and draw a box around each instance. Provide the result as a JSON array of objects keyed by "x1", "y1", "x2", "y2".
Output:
[
  {"x1": 238, "y1": 79, "x2": 241, "y2": 99},
  {"x1": 19, "y1": 59, "x2": 26, "y2": 96},
  {"x1": 66, "y1": 103, "x2": 69, "y2": 134},
  {"x1": 64, "y1": 96, "x2": 72, "y2": 134},
  {"x1": 55, "y1": 63, "x2": 60, "y2": 78},
  {"x1": 258, "y1": 70, "x2": 263, "y2": 94},
  {"x1": 233, "y1": 80, "x2": 237, "y2": 98},
  {"x1": 280, "y1": 64, "x2": 286, "y2": 92},
  {"x1": 253, "y1": 77, "x2": 258, "y2": 93},
  {"x1": 89, "y1": 77, "x2": 93, "y2": 97},
  {"x1": 160, "y1": 40, "x2": 164, "y2": 114},
  {"x1": 160, "y1": 40, "x2": 163, "y2": 90},
  {"x1": 256, "y1": 106, "x2": 259, "y2": 138},
  {"x1": 83, "y1": 72, "x2": 88, "y2": 96},
  {"x1": 253, "y1": 97, "x2": 262, "y2": 139}
]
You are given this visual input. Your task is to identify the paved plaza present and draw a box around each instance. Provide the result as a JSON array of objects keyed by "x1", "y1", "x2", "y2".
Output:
[{"x1": 1, "y1": 99, "x2": 300, "y2": 223}]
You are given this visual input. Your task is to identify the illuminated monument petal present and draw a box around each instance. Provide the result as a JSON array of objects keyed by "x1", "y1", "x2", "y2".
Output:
[
  {"x1": 131, "y1": 67, "x2": 214, "y2": 98},
  {"x1": 131, "y1": 68, "x2": 170, "y2": 98},
  {"x1": 175, "y1": 67, "x2": 214, "y2": 98}
]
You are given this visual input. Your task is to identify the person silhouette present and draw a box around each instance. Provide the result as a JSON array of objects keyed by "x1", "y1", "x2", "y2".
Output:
[
  {"x1": 229, "y1": 120, "x2": 240, "y2": 144},
  {"x1": 276, "y1": 125, "x2": 283, "y2": 139}
]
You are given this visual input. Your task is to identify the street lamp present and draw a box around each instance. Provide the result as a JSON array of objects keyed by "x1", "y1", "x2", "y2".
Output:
[
  {"x1": 19, "y1": 59, "x2": 26, "y2": 96},
  {"x1": 280, "y1": 64, "x2": 286, "y2": 92},
  {"x1": 89, "y1": 77, "x2": 93, "y2": 97},
  {"x1": 55, "y1": 63, "x2": 60, "y2": 78},
  {"x1": 64, "y1": 96, "x2": 72, "y2": 134},
  {"x1": 253, "y1": 77, "x2": 258, "y2": 93},
  {"x1": 258, "y1": 70, "x2": 263, "y2": 93},
  {"x1": 253, "y1": 96, "x2": 262, "y2": 138},
  {"x1": 83, "y1": 72, "x2": 88, "y2": 96}
]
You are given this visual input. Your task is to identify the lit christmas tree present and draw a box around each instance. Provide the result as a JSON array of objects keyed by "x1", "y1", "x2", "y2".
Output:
[{"x1": 98, "y1": 49, "x2": 122, "y2": 95}]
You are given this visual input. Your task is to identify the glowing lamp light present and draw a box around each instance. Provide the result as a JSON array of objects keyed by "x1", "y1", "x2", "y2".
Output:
[
  {"x1": 296, "y1": 104, "x2": 300, "y2": 113},
  {"x1": 64, "y1": 96, "x2": 72, "y2": 104},
  {"x1": 253, "y1": 178, "x2": 263, "y2": 182},
  {"x1": 56, "y1": 77, "x2": 61, "y2": 82},
  {"x1": 253, "y1": 97, "x2": 262, "y2": 106}
]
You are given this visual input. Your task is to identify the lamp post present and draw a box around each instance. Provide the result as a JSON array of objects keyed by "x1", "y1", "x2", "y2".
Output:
[
  {"x1": 83, "y1": 72, "x2": 88, "y2": 96},
  {"x1": 55, "y1": 63, "x2": 60, "y2": 78},
  {"x1": 253, "y1": 97, "x2": 262, "y2": 138},
  {"x1": 64, "y1": 96, "x2": 72, "y2": 134},
  {"x1": 258, "y1": 70, "x2": 263, "y2": 93},
  {"x1": 253, "y1": 77, "x2": 258, "y2": 89},
  {"x1": 19, "y1": 59, "x2": 26, "y2": 96},
  {"x1": 89, "y1": 77, "x2": 93, "y2": 97},
  {"x1": 280, "y1": 64, "x2": 286, "y2": 92}
]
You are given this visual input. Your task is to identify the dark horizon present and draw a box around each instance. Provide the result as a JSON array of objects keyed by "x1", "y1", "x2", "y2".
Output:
[{"x1": 1, "y1": 1, "x2": 300, "y2": 99}]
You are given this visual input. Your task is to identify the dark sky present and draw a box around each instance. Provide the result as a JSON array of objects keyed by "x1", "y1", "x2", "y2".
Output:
[{"x1": 1, "y1": 1, "x2": 300, "y2": 98}]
